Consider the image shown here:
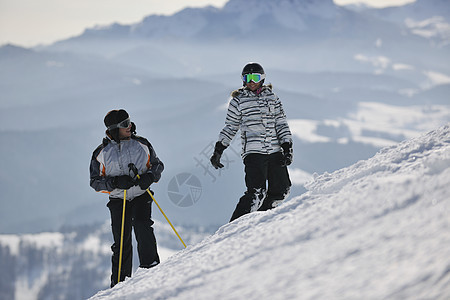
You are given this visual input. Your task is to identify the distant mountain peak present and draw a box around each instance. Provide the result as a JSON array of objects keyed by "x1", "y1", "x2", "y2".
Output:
[
  {"x1": 223, "y1": 0, "x2": 337, "y2": 16},
  {"x1": 126, "y1": 0, "x2": 342, "y2": 41},
  {"x1": 0, "y1": 43, "x2": 34, "y2": 57}
]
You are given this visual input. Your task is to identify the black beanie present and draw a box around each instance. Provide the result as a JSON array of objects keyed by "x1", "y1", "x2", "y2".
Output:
[
  {"x1": 104, "y1": 109, "x2": 129, "y2": 142},
  {"x1": 104, "y1": 109, "x2": 129, "y2": 128}
]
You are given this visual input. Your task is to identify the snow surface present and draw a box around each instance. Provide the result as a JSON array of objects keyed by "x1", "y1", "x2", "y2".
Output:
[{"x1": 90, "y1": 124, "x2": 450, "y2": 300}]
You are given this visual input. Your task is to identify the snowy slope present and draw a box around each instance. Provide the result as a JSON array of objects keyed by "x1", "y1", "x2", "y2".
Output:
[{"x1": 90, "y1": 124, "x2": 450, "y2": 300}]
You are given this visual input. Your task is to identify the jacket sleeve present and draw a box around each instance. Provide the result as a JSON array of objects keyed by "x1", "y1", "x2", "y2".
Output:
[
  {"x1": 89, "y1": 145, "x2": 115, "y2": 193},
  {"x1": 141, "y1": 138, "x2": 164, "y2": 183},
  {"x1": 275, "y1": 98, "x2": 293, "y2": 145},
  {"x1": 219, "y1": 97, "x2": 241, "y2": 147}
]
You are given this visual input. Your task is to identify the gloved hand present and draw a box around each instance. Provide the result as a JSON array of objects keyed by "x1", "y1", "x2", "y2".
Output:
[
  {"x1": 136, "y1": 173, "x2": 154, "y2": 190},
  {"x1": 210, "y1": 141, "x2": 227, "y2": 169},
  {"x1": 281, "y1": 142, "x2": 293, "y2": 166},
  {"x1": 113, "y1": 175, "x2": 135, "y2": 189}
]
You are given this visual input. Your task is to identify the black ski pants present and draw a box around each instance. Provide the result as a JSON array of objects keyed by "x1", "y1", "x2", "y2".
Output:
[
  {"x1": 108, "y1": 191, "x2": 159, "y2": 287},
  {"x1": 230, "y1": 152, "x2": 291, "y2": 222}
]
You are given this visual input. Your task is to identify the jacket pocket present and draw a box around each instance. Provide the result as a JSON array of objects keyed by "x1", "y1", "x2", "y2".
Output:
[{"x1": 242, "y1": 131, "x2": 247, "y2": 153}]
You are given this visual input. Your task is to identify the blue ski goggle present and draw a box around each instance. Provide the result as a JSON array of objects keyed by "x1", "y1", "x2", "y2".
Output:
[
  {"x1": 107, "y1": 118, "x2": 131, "y2": 130},
  {"x1": 242, "y1": 73, "x2": 266, "y2": 83}
]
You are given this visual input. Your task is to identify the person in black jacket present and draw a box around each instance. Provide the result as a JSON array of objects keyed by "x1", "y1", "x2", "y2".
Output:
[
  {"x1": 211, "y1": 62, "x2": 293, "y2": 222},
  {"x1": 90, "y1": 109, "x2": 164, "y2": 287}
]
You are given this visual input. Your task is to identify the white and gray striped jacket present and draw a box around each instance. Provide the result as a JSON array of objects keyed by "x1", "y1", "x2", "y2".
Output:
[{"x1": 219, "y1": 85, "x2": 292, "y2": 158}]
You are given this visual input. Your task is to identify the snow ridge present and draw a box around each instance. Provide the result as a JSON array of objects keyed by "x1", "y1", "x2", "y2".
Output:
[
  {"x1": 90, "y1": 124, "x2": 450, "y2": 300},
  {"x1": 305, "y1": 124, "x2": 450, "y2": 195}
]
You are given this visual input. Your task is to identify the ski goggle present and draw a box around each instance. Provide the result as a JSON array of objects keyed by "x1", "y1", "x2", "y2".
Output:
[
  {"x1": 242, "y1": 73, "x2": 266, "y2": 83},
  {"x1": 108, "y1": 118, "x2": 131, "y2": 130}
]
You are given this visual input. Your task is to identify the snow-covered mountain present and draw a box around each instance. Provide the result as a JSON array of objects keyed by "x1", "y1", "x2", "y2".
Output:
[
  {"x1": 52, "y1": 0, "x2": 349, "y2": 42},
  {"x1": 89, "y1": 124, "x2": 450, "y2": 300},
  {"x1": 361, "y1": 0, "x2": 450, "y2": 46},
  {"x1": 130, "y1": 0, "x2": 350, "y2": 40},
  {"x1": 49, "y1": 0, "x2": 427, "y2": 45},
  {"x1": 47, "y1": 0, "x2": 420, "y2": 67},
  {"x1": 366, "y1": 0, "x2": 450, "y2": 23}
]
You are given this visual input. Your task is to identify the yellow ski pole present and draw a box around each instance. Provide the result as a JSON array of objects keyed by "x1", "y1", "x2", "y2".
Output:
[
  {"x1": 145, "y1": 188, "x2": 186, "y2": 248},
  {"x1": 128, "y1": 163, "x2": 186, "y2": 248},
  {"x1": 117, "y1": 189, "x2": 127, "y2": 284}
]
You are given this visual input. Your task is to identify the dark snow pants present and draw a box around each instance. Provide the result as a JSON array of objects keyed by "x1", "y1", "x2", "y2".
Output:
[
  {"x1": 230, "y1": 152, "x2": 291, "y2": 222},
  {"x1": 108, "y1": 191, "x2": 160, "y2": 288}
]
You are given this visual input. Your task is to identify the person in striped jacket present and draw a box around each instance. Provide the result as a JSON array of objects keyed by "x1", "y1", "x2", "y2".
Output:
[{"x1": 211, "y1": 62, "x2": 293, "y2": 222}]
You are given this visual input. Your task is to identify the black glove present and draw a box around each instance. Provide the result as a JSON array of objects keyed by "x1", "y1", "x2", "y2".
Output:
[
  {"x1": 210, "y1": 141, "x2": 227, "y2": 169},
  {"x1": 281, "y1": 142, "x2": 293, "y2": 166},
  {"x1": 136, "y1": 173, "x2": 154, "y2": 190},
  {"x1": 113, "y1": 175, "x2": 135, "y2": 190}
]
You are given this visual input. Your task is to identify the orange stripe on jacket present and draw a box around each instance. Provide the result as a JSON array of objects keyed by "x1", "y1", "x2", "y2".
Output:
[{"x1": 146, "y1": 155, "x2": 151, "y2": 169}]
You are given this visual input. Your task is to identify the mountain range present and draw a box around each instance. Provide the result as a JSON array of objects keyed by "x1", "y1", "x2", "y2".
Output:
[
  {"x1": 0, "y1": 0, "x2": 449, "y2": 234},
  {"x1": 51, "y1": 0, "x2": 449, "y2": 43}
]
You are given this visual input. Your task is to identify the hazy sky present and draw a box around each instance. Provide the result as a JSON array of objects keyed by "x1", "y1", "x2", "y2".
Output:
[{"x1": 0, "y1": 0, "x2": 415, "y2": 47}]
